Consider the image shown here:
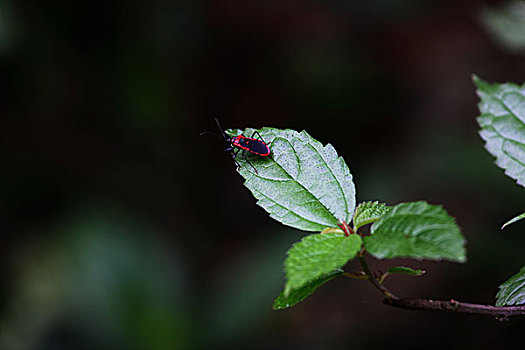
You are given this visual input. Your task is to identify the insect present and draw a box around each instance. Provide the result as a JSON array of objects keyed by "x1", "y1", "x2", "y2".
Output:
[{"x1": 201, "y1": 118, "x2": 270, "y2": 174}]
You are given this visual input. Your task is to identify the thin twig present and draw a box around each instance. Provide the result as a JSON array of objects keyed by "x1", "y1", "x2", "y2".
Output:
[
  {"x1": 356, "y1": 252, "x2": 525, "y2": 319},
  {"x1": 378, "y1": 272, "x2": 390, "y2": 285},
  {"x1": 384, "y1": 298, "x2": 525, "y2": 320},
  {"x1": 357, "y1": 254, "x2": 398, "y2": 300}
]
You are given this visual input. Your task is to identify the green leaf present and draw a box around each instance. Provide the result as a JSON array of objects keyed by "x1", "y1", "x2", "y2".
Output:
[
  {"x1": 379, "y1": 265, "x2": 426, "y2": 284},
  {"x1": 501, "y1": 211, "x2": 525, "y2": 229},
  {"x1": 284, "y1": 232, "x2": 362, "y2": 295},
  {"x1": 387, "y1": 266, "x2": 425, "y2": 276},
  {"x1": 496, "y1": 266, "x2": 525, "y2": 306},
  {"x1": 273, "y1": 269, "x2": 343, "y2": 310},
  {"x1": 226, "y1": 127, "x2": 356, "y2": 231},
  {"x1": 353, "y1": 201, "x2": 390, "y2": 230},
  {"x1": 364, "y1": 201, "x2": 466, "y2": 262},
  {"x1": 474, "y1": 76, "x2": 525, "y2": 188}
]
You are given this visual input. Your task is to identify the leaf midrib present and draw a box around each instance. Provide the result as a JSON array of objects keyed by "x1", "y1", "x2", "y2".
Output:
[
  {"x1": 253, "y1": 188, "x2": 334, "y2": 228},
  {"x1": 481, "y1": 117, "x2": 525, "y2": 168},
  {"x1": 252, "y1": 134, "x2": 343, "y2": 225},
  {"x1": 304, "y1": 141, "x2": 349, "y2": 221}
]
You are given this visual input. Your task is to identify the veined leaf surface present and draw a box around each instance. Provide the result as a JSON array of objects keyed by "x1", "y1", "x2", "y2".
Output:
[
  {"x1": 364, "y1": 201, "x2": 466, "y2": 262},
  {"x1": 474, "y1": 76, "x2": 525, "y2": 187},
  {"x1": 496, "y1": 266, "x2": 525, "y2": 306},
  {"x1": 353, "y1": 201, "x2": 390, "y2": 230},
  {"x1": 227, "y1": 127, "x2": 356, "y2": 231},
  {"x1": 284, "y1": 232, "x2": 361, "y2": 295}
]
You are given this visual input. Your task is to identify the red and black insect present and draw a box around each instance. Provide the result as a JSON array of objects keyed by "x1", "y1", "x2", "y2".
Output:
[{"x1": 201, "y1": 118, "x2": 270, "y2": 174}]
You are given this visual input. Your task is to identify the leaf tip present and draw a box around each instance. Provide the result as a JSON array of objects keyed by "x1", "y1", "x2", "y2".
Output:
[
  {"x1": 457, "y1": 254, "x2": 468, "y2": 264},
  {"x1": 472, "y1": 75, "x2": 494, "y2": 93},
  {"x1": 272, "y1": 301, "x2": 285, "y2": 311},
  {"x1": 501, "y1": 212, "x2": 525, "y2": 229}
]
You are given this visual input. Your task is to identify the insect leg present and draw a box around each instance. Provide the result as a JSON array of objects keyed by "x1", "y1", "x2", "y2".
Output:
[
  {"x1": 250, "y1": 131, "x2": 267, "y2": 144},
  {"x1": 241, "y1": 150, "x2": 259, "y2": 174},
  {"x1": 231, "y1": 148, "x2": 241, "y2": 170}
]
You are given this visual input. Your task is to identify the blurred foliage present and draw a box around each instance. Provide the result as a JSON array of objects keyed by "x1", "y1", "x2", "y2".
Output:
[
  {"x1": 1, "y1": 205, "x2": 191, "y2": 349},
  {"x1": 481, "y1": 1, "x2": 525, "y2": 54}
]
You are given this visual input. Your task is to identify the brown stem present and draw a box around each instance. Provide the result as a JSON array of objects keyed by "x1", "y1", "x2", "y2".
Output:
[
  {"x1": 355, "y1": 253, "x2": 525, "y2": 319},
  {"x1": 337, "y1": 220, "x2": 353, "y2": 236},
  {"x1": 357, "y1": 255, "x2": 398, "y2": 300},
  {"x1": 347, "y1": 247, "x2": 525, "y2": 321},
  {"x1": 378, "y1": 272, "x2": 390, "y2": 285},
  {"x1": 384, "y1": 298, "x2": 525, "y2": 320}
]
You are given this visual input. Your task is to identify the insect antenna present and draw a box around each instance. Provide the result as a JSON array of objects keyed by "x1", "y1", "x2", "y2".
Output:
[
  {"x1": 199, "y1": 130, "x2": 220, "y2": 138},
  {"x1": 200, "y1": 118, "x2": 230, "y2": 141},
  {"x1": 214, "y1": 117, "x2": 230, "y2": 141}
]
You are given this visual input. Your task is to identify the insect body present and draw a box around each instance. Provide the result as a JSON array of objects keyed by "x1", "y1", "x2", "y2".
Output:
[
  {"x1": 230, "y1": 134, "x2": 271, "y2": 156},
  {"x1": 201, "y1": 118, "x2": 270, "y2": 174}
]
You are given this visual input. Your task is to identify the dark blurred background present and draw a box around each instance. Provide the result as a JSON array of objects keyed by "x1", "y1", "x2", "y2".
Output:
[{"x1": 1, "y1": 1, "x2": 525, "y2": 349}]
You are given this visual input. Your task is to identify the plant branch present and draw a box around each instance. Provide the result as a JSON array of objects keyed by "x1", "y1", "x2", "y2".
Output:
[
  {"x1": 357, "y1": 254, "x2": 398, "y2": 300},
  {"x1": 355, "y1": 252, "x2": 525, "y2": 319},
  {"x1": 384, "y1": 298, "x2": 525, "y2": 320},
  {"x1": 378, "y1": 272, "x2": 390, "y2": 284}
]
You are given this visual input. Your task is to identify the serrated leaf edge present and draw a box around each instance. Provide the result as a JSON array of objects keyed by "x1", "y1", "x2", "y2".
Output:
[
  {"x1": 273, "y1": 269, "x2": 344, "y2": 310},
  {"x1": 284, "y1": 233, "x2": 362, "y2": 296},
  {"x1": 495, "y1": 266, "x2": 525, "y2": 306}
]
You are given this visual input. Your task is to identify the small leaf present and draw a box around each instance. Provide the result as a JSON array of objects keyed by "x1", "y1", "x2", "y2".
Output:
[
  {"x1": 364, "y1": 201, "x2": 466, "y2": 262},
  {"x1": 496, "y1": 266, "x2": 525, "y2": 306},
  {"x1": 501, "y1": 211, "x2": 525, "y2": 229},
  {"x1": 353, "y1": 201, "x2": 390, "y2": 230},
  {"x1": 284, "y1": 233, "x2": 362, "y2": 295},
  {"x1": 226, "y1": 127, "x2": 356, "y2": 231},
  {"x1": 273, "y1": 269, "x2": 343, "y2": 310},
  {"x1": 387, "y1": 266, "x2": 425, "y2": 276},
  {"x1": 474, "y1": 76, "x2": 525, "y2": 188}
]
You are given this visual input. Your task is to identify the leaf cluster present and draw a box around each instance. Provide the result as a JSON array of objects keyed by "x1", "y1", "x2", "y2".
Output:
[
  {"x1": 227, "y1": 127, "x2": 466, "y2": 309},
  {"x1": 218, "y1": 75, "x2": 525, "y2": 310}
]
